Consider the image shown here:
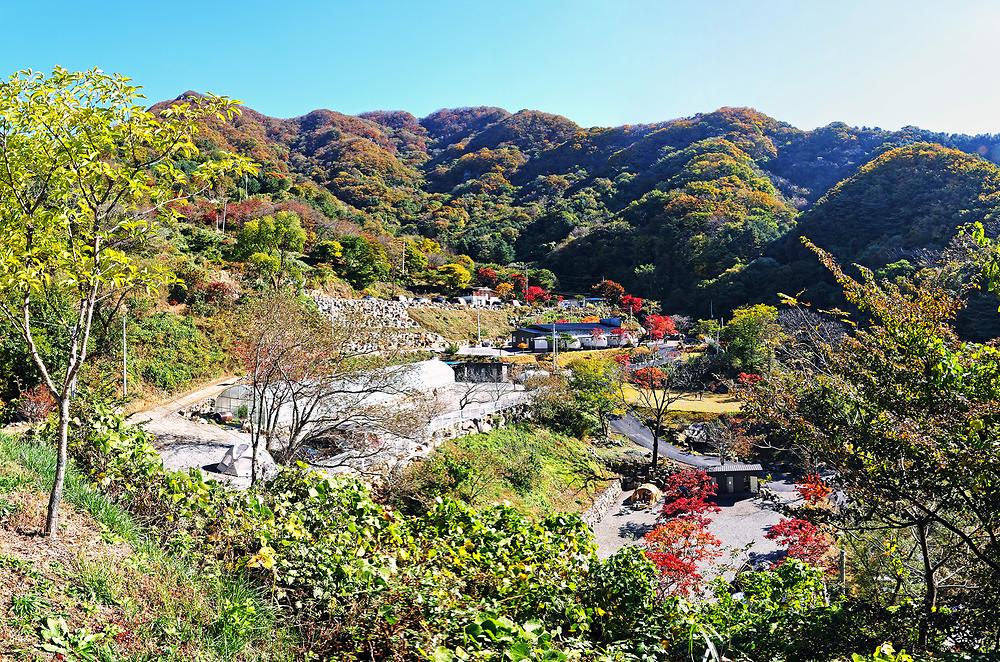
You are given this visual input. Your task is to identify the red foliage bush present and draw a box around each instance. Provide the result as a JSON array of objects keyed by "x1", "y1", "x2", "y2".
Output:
[
  {"x1": 16, "y1": 384, "x2": 56, "y2": 422},
  {"x1": 765, "y1": 517, "x2": 834, "y2": 569},
  {"x1": 660, "y1": 469, "x2": 722, "y2": 521},
  {"x1": 644, "y1": 517, "x2": 722, "y2": 597}
]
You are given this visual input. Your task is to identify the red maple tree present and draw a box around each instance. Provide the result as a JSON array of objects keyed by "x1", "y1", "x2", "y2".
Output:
[
  {"x1": 643, "y1": 314, "x2": 678, "y2": 341},
  {"x1": 660, "y1": 468, "x2": 722, "y2": 521},
  {"x1": 592, "y1": 279, "x2": 626, "y2": 306},
  {"x1": 644, "y1": 517, "x2": 722, "y2": 597},
  {"x1": 620, "y1": 294, "x2": 644, "y2": 315},
  {"x1": 796, "y1": 473, "x2": 832, "y2": 505},
  {"x1": 765, "y1": 517, "x2": 834, "y2": 569},
  {"x1": 476, "y1": 266, "x2": 498, "y2": 287},
  {"x1": 524, "y1": 285, "x2": 550, "y2": 303}
]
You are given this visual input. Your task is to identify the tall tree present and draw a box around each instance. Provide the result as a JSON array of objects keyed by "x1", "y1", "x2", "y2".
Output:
[
  {"x1": 618, "y1": 357, "x2": 701, "y2": 471},
  {"x1": 237, "y1": 293, "x2": 436, "y2": 482},
  {"x1": 741, "y1": 241, "x2": 1000, "y2": 650},
  {"x1": 0, "y1": 68, "x2": 252, "y2": 536}
]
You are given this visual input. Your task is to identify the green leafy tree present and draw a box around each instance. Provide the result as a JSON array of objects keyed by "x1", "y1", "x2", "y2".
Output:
[
  {"x1": 234, "y1": 210, "x2": 306, "y2": 287},
  {"x1": 569, "y1": 358, "x2": 621, "y2": 436},
  {"x1": 0, "y1": 67, "x2": 252, "y2": 537},
  {"x1": 741, "y1": 242, "x2": 1000, "y2": 650},
  {"x1": 720, "y1": 303, "x2": 781, "y2": 373},
  {"x1": 336, "y1": 234, "x2": 390, "y2": 288}
]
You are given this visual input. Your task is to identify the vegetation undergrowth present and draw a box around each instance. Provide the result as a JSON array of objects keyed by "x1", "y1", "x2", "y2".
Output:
[
  {"x1": 0, "y1": 432, "x2": 297, "y2": 661},
  {"x1": 387, "y1": 424, "x2": 614, "y2": 517}
]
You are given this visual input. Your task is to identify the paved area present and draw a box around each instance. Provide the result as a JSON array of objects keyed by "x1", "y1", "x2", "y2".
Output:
[
  {"x1": 591, "y1": 490, "x2": 661, "y2": 559},
  {"x1": 596, "y1": 413, "x2": 798, "y2": 569},
  {"x1": 127, "y1": 376, "x2": 251, "y2": 486}
]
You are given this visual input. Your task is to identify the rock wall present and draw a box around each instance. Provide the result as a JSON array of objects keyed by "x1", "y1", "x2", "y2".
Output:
[
  {"x1": 582, "y1": 479, "x2": 623, "y2": 528},
  {"x1": 311, "y1": 293, "x2": 446, "y2": 350}
]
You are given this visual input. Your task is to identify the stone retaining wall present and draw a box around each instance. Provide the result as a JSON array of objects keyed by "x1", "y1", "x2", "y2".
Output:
[
  {"x1": 582, "y1": 479, "x2": 623, "y2": 528},
  {"x1": 311, "y1": 293, "x2": 447, "y2": 349}
]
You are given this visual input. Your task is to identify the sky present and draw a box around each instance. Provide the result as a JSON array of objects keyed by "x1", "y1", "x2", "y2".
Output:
[{"x1": 2, "y1": 0, "x2": 999, "y2": 133}]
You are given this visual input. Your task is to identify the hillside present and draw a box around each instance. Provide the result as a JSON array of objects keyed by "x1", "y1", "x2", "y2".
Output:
[
  {"x1": 168, "y1": 94, "x2": 1000, "y2": 316},
  {"x1": 0, "y1": 434, "x2": 296, "y2": 660},
  {"x1": 703, "y1": 143, "x2": 1000, "y2": 330}
]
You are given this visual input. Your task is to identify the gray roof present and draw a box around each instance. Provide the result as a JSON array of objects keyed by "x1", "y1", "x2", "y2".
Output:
[{"x1": 704, "y1": 463, "x2": 764, "y2": 474}]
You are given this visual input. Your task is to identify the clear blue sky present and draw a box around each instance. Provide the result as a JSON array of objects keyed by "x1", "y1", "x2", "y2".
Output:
[{"x1": 3, "y1": 0, "x2": 998, "y2": 133}]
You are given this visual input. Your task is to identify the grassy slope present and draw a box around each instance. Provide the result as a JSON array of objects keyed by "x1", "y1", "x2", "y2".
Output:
[
  {"x1": 0, "y1": 434, "x2": 297, "y2": 661},
  {"x1": 406, "y1": 306, "x2": 516, "y2": 343},
  {"x1": 401, "y1": 424, "x2": 614, "y2": 517}
]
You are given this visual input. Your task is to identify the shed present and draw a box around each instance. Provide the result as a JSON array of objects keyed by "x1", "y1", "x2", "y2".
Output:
[{"x1": 704, "y1": 463, "x2": 764, "y2": 495}]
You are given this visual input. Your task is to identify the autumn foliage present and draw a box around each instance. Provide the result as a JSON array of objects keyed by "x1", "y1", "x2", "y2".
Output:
[
  {"x1": 644, "y1": 517, "x2": 722, "y2": 597},
  {"x1": 796, "y1": 473, "x2": 832, "y2": 505},
  {"x1": 643, "y1": 314, "x2": 678, "y2": 341},
  {"x1": 620, "y1": 294, "x2": 643, "y2": 315},
  {"x1": 659, "y1": 469, "x2": 722, "y2": 522},
  {"x1": 765, "y1": 518, "x2": 834, "y2": 570},
  {"x1": 644, "y1": 469, "x2": 722, "y2": 597}
]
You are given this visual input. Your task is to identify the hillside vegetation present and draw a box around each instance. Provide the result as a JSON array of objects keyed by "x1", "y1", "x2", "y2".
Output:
[
  {"x1": 0, "y1": 434, "x2": 295, "y2": 661},
  {"x1": 388, "y1": 424, "x2": 615, "y2": 516},
  {"x1": 178, "y1": 98, "x2": 1000, "y2": 316}
]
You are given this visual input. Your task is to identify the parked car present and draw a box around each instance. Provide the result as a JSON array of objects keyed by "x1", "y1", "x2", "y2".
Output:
[{"x1": 432, "y1": 296, "x2": 447, "y2": 303}]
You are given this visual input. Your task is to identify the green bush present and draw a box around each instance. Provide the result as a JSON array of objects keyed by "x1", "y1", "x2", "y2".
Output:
[
  {"x1": 57, "y1": 406, "x2": 914, "y2": 660},
  {"x1": 130, "y1": 311, "x2": 227, "y2": 391}
]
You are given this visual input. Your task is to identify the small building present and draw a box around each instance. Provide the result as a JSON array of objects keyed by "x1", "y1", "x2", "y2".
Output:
[
  {"x1": 452, "y1": 361, "x2": 510, "y2": 383},
  {"x1": 458, "y1": 287, "x2": 500, "y2": 307},
  {"x1": 511, "y1": 318, "x2": 636, "y2": 352},
  {"x1": 558, "y1": 296, "x2": 607, "y2": 310},
  {"x1": 704, "y1": 463, "x2": 764, "y2": 495}
]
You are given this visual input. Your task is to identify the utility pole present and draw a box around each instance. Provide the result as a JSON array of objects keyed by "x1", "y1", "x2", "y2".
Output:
[
  {"x1": 477, "y1": 307, "x2": 482, "y2": 346},
  {"x1": 121, "y1": 308, "x2": 128, "y2": 399},
  {"x1": 551, "y1": 324, "x2": 558, "y2": 365}
]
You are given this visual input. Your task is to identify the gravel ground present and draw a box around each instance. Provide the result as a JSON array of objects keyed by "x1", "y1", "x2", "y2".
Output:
[
  {"x1": 596, "y1": 414, "x2": 801, "y2": 570},
  {"x1": 591, "y1": 490, "x2": 661, "y2": 559}
]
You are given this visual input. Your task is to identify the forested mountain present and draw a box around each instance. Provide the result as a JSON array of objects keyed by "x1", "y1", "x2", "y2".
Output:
[{"x1": 171, "y1": 94, "x2": 1000, "y2": 316}]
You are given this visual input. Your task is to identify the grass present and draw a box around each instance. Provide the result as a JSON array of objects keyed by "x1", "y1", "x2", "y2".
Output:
[
  {"x1": 620, "y1": 386, "x2": 742, "y2": 414},
  {"x1": 0, "y1": 433, "x2": 299, "y2": 661},
  {"x1": 394, "y1": 424, "x2": 615, "y2": 517},
  {"x1": 407, "y1": 306, "x2": 516, "y2": 343}
]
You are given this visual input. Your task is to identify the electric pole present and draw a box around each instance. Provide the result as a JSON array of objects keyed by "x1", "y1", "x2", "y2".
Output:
[{"x1": 121, "y1": 307, "x2": 128, "y2": 399}]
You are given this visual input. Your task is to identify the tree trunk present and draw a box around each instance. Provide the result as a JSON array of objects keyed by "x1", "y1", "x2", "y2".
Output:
[
  {"x1": 44, "y1": 397, "x2": 71, "y2": 537},
  {"x1": 651, "y1": 427, "x2": 660, "y2": 471},
  {"x1": 916, "y1": 519, "x2": 937, "y2": 651}
]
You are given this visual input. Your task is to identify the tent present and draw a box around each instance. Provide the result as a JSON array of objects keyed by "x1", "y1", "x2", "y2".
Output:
[{"x1": 626, "y1": 483, "x2": 662, "y2": 506}]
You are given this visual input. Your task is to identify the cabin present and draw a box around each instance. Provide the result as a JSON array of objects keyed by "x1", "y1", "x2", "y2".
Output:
[{"x1": 704, "y1": 463, "x2": 764, "y2": 495}]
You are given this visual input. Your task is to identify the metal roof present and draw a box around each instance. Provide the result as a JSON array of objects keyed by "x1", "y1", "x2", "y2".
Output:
[
  {"x1": 704, "y1": 463, "x2": 764, "y2": 473},
  {"x1": 525, "y1": 321, "x2": 620, "y2": 333}
]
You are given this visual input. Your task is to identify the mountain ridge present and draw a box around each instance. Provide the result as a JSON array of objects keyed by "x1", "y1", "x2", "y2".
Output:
[{"x1": 158, "y1": 92, "x2": 1000, "y2": 315}]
